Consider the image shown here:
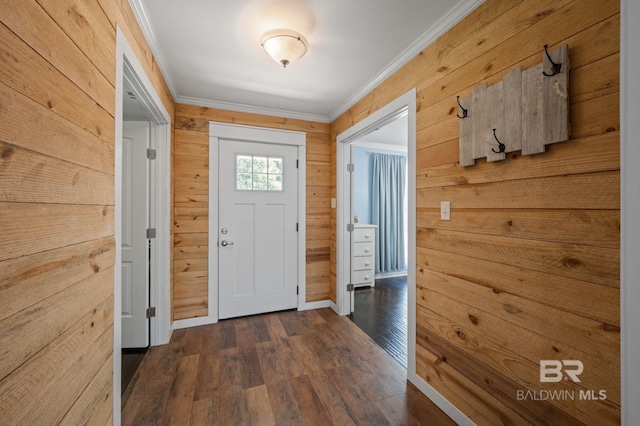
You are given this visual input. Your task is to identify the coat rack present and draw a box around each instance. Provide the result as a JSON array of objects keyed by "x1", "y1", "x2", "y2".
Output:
[{"x1": 457, "y1": 44, "x2": 570, "y2": 166}]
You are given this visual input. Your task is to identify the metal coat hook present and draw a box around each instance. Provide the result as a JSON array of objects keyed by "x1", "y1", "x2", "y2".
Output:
[
  {"x1": 542, "y1": 44, "x2": 562, "y2": 77},
  {"x1": 491, "y1": 128, "x2": 506, "y2": 154},
  {"x1": 456, "y1": 96, "x2": 468, "y2": 119}
]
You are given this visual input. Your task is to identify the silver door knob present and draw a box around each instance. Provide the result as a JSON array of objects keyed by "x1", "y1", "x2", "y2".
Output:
[{"x1": 220, "y1": 240, "x2": 234, "y2": 246}]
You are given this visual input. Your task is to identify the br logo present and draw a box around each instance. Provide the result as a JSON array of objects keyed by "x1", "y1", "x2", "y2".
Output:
[{"x1": 539, "y1": 360, "x2": 584, "y2": 383}]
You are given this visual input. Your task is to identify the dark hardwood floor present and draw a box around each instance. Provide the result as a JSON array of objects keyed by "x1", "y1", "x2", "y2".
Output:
[
  {"x1": 122, "y1": 348, "x2": 147, "y2": 396},
  {"x1": 349, "y1": 276, "x2": 408, "y2": 368},
  {"x1": 122, "y1": 308, "x2": 454, "y2": 425}
]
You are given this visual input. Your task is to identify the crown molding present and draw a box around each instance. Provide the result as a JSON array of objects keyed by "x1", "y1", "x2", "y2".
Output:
[
  {"x1": 176, "y1": 96, "x2": 331, "y2": 123},
  {"x1": 127, "y1": 0, "x2": 178, "y2": 99},
  {"x1": 128, "y1": 0, "x2": 483, "y2": 125},
  {"x1": 328, "y1": 0, "x2": 485, "y2": 122}
]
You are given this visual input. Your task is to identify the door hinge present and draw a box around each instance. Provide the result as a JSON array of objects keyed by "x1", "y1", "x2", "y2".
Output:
[
  {"x1": 296, "y1": 222, "x2": 299, "y2": 232},
  {"x1": 147, "y1": 148, "x2": 156, "y2": 160},
  {"x1": 296, "y1": 286, "x2": 299, "y2": 295},
  {"x1": 347, "y1": 163, "x2": 354, "y2": 172},
  {"x1": 347, "y1": 284, "x2": 355, "y2": 292},
  {"x1": 146, "y1": 306, "x2": 156, "y2": 318},
  {"x1": 347, "y1": 223, "x2": 354, "y2": 232},
  {"x1": 296, "y1": 159, "x2": 299, "y2": 168},
  {"x1": 146, "y1": 228, "x2": 156, "y2": 239}
]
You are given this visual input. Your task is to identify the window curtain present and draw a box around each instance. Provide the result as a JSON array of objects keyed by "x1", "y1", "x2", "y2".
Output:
[{"x1": 370, "y1": 153, "x2": 406, "y2": 273}]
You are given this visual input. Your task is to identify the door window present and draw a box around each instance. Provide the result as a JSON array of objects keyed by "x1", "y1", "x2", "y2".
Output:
[{"x1": 236, "y1": 154, "x2": 283, "y2": 191}]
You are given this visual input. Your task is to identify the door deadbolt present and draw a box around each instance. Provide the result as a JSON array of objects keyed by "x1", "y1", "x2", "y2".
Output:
[{"x1": 220, "y1": 228, "x2": 228, "y2": 234}]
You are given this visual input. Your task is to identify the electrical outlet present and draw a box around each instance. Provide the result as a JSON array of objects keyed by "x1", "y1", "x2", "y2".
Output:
[
  {"x1": 441, "y1": 201, "x2": 451, "y2": 220},
  {"x1": 331, "y1": 198, "x2": 337, "y2": 209}
]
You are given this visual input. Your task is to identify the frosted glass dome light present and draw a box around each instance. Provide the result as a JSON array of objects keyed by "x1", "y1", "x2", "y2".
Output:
[{"x1": 261, "y1": 29, "x2": 308, "y2": 68}]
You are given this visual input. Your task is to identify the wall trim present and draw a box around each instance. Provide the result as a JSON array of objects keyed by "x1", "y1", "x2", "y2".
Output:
[
  {"x1": 408, "y1": 371, "x2": 475, "y2": 426},
  {"x1": 177, "y1": 95, "x2": 331, "y2": 124},
  {"x1": 298, "y1": 300, "x2": 332, "y2": 311},
  {"x1": 127, "y1": 0, "x2": 178, "y2": 99},
  {"x1": 172, "y1": 316, "x2": 218, "y2": 330},
  {"x1": 621, "y1": 0, "x2": 639, "y2": 423}
]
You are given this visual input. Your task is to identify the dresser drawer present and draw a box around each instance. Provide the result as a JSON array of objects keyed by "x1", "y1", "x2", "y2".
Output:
[
  {"x1": 353, "y1": 257, "x2": 374, "y2": 271},
  {"x1": 353, "y1": 242, "x2": 373, "y2": 257},
  {"x1": 354, "y1": 227, "x2": 375, "y2": 243},
  {"x1": 352, "y1": 270, "x2": 374, "y2": 284}
]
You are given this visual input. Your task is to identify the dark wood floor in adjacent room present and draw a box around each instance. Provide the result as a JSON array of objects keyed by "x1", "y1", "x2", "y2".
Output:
[
  {"x1": 349, "y1": 276, "x2": 408, "y2": 368},
  {"x1": 122, "y1": 308, "x2": 454, "y2": 425}
]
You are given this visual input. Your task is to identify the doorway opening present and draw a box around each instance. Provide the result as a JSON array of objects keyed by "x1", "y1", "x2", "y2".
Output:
[
  {"x1": 336, "y1": 88, "x2": 417, "y2": 372},
  {"x1": 114, "y1": 27, "x2": 172, "y2": 421},
  {"x1": 345, "y1": 114, "x2": 408, "y2": 366}
]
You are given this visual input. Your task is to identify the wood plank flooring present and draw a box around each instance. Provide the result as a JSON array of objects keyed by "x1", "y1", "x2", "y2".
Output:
[
  {"x1": 122, "y1": 308, "x2": 455, "y2": 425},
  {"x1": 122, "y1": 348, "x2": 147, "y2": 395},
  {"x1": 349, "y1": 276, "x2": 408, "y2": 368}
]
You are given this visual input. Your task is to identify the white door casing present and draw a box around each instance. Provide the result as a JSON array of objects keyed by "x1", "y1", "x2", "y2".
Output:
[
  {"x1": 115, "y1": 26, "x2": 172, "y2": 424},
  {"x1": 349, "y1": 143, "x2": 356, "y2": 313},
  {"x1": 121, "y1": 121, "x2": 150, "y2": 348},
  {"x1": 218, "y1": 140, "x2": 299, "y2": 319}
]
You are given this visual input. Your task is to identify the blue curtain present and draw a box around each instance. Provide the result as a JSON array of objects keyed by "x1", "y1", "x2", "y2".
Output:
[{"x1": 370, "y1": 153, "x2": 406, "y2": 273}]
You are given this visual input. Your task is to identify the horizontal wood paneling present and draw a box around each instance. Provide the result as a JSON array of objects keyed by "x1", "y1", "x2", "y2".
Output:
[
  {"x1": 173, "y1": 106, "x2": 333, "y2": 320},
  {"x1": 0, "y1": 0, "x2": 174, "y2": 422},
  {"x1": 0, "y1": 0, "x2": 115, "y2": 115},
  {"x1": 0, "y1": 21, "x2": 114, "y2": 143},
  {"x1": 0, "y1": 142, "x2": 115, "y2": 205},
  {"x1": 0, "y1": 237, "x2": 115, "y2": 322},
  {"x1": 0, "y1": 81, "x2": 114, "y2": 174},
  {"x1": 331, "y1": 0, "x2": 620, "y2": 423},
  {"x1": 416, "y1": 208, "x2": 619, "y2": 248}
]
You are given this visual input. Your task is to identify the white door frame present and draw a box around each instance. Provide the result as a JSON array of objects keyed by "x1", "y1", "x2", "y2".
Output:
[
  {"x1": 336, "y1": 88, "x2": 472, "y2": 425},
  {"x1": 114, "y1": 26, "x2": 172, "y2": 424},
  {"x1": 621, "y1": 0, "x2": 640, "y2": 423},
  {"x1": 336, "y1": 89, "x2": 416, "y2": 319},
  {"x1": 174, "y1": 122, "x2": 306, "y2": 329}
]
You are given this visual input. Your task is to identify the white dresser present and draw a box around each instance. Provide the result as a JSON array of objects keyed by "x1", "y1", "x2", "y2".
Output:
[{"x1": 352, "y1": 224, "x2": 377, "y2": 287}]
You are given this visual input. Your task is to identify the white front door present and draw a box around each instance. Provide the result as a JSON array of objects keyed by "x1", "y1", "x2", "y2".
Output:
[
  {"x1": 218, "y1": 140, "x2": 299, "y2": 319},
  {"x1": 121, "y1": 121, "x2": 150, "y2": 348}
]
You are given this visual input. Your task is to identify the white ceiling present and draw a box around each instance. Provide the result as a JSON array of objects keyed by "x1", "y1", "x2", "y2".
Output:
[{"x1": 131, "y1": 0, "x2": 482, "y2": 122}]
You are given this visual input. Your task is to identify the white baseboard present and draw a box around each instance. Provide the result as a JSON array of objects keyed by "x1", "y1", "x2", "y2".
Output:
[
  {"x1": 172, "y1": 315, "x2": 218, "y2": 330},
  {"x1": 298, "y1": 300, "x2": 332, "y2": 311},
  {"x1": 375, "y1": 270, "x2": 408, "y2": 279},
  {"x1": 407, "y1": 371, "x2": 475, "y2": 426}
]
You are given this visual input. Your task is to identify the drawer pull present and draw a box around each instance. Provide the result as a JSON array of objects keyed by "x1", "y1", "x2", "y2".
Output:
[
  {"x1": 364, "y1": 276, "x2": 370, "y2": 281},
  {"x1": 364, "y1": 248, "x2": 370, "y2": 253},
  {"x1": 365, "y1": 261, "x2": 370, "y2": 266},
  {"x1": 365, "y1": 234, "x2": 371, "y2": 239}
]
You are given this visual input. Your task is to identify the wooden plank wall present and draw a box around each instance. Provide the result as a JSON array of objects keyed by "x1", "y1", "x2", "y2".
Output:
[
  {"x1": 0, "y1": 0, "x2": 174, "y2": 423},
  {"x1": 331, "y1": 0, "x2": 620, "y2": 424},
  {"x1": 173, "y1": 105, "x2": 333, "y2": 321}
]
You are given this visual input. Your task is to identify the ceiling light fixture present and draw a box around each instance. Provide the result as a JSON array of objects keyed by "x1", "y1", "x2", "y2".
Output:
[{"x1": 260, "y1": 29, "x2": 308, "y2": 68}]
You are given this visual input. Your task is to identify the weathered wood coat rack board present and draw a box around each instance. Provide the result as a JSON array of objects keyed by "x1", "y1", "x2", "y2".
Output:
[{"x1": 458, "y1": 44, "x2": 570, "y2": 167}]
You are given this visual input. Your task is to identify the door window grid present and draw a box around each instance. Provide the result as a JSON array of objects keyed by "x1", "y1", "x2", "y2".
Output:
[{"x1": 236, "y1": 154, "x2": 283, "y2": 191}]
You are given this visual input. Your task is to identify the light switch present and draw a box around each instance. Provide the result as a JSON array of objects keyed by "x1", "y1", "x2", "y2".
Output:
[
  {"x1": 440, "y1": 201, "x2": 450, "y2": 220},
  {"x1": 331, "y1": 198, "x2": 337, "y2": 208}
]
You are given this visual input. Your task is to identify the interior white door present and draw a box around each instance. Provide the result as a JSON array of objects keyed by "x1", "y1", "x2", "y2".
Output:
[
  {"x1": 218, "y1": 140, "x2": 299, "y2": 319},
  {"x1": 121, "y1": 121, "x2": 150, "y2": 348}
]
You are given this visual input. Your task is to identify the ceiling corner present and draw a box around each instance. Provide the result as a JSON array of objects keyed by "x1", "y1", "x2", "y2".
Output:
[
  {"x1": 328, "y1": 0, "x2": 485, "y2": 123},
  {"x1": 127, "y1": 0, "x2": 179, "y2": 100}
]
